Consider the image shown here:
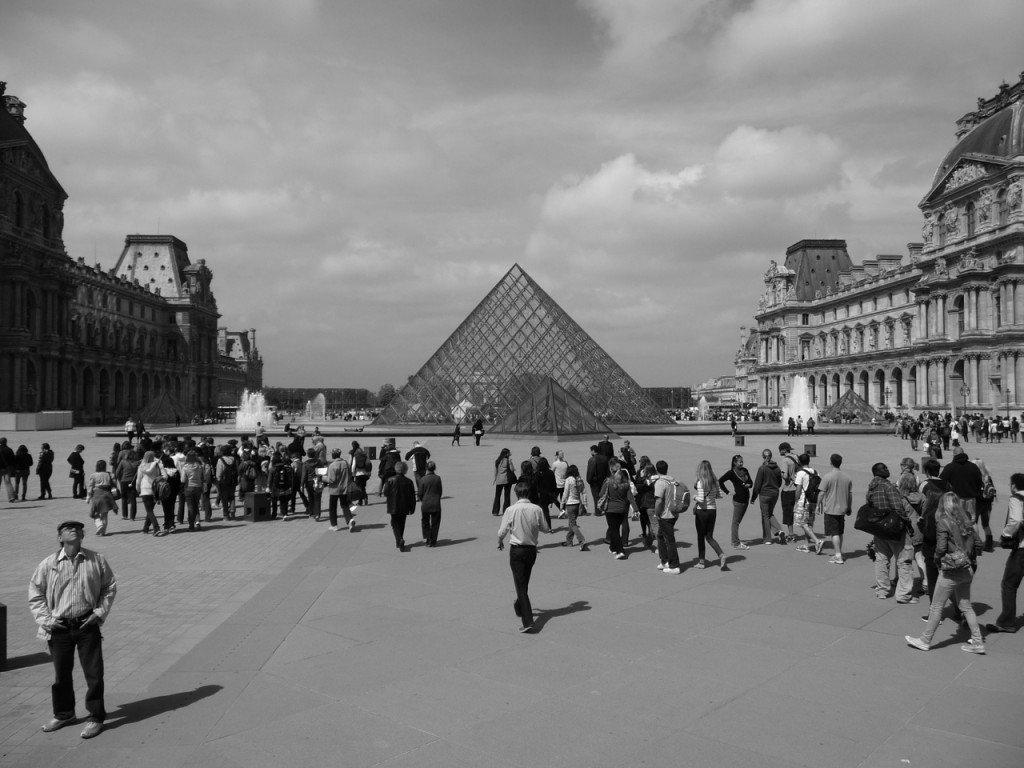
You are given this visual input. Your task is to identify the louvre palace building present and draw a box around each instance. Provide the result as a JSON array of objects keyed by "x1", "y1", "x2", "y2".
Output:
[
  {"x1": 0, "y1": 81, "x2": 261, "y2": 423},
  {"x1": 750, "y1": 74, "x2": 1024, "y2": 417}
]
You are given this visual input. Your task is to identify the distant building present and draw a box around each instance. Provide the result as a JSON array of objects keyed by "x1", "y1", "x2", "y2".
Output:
[
  {"x1": 263, "y1": 388, "x2": 373, "y2": 414},
  {"x1": 643, "y1": 387, "x2": 692, "y2": 410},
  {"x1": 218, "y1": 328, "x2": 263, "y2": 407},
  {"x1": 749, "y1": 75, "x2": 1024, "y2": 416},
  {"x1": 0, "y1": 81, "x2": 259, "y2": 422}
]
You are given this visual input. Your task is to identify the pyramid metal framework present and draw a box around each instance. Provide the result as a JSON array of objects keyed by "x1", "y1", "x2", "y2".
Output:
[
  {"x1": 818, "y1": 388, "x2": 881, "y2": 423},
  {"x1": 493, "y1": 378, "x2": 613, "y2": 438},
  {"x1": 372, "y1": 264, "x2": 672, "y2": 426}
]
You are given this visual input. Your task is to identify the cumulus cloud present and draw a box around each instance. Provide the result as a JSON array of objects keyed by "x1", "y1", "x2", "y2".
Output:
[{"x1": 712, "y1": 125, "x2": 844, "y2": 197}]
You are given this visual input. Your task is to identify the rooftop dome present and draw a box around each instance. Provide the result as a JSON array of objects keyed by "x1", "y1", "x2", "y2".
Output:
[{"x1": 931, "y1": 74, "x2": 1024, "y2": 189}]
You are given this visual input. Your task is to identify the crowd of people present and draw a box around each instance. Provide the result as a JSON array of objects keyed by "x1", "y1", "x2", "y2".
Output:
[{"x1": 490, "y1": 433, "x2": 1024, "y2": 650}]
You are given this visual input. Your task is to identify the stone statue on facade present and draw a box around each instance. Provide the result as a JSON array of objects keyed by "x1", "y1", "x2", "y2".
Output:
[{"x1": 921, "y1": 213, "x2": 934, "y2": 245}]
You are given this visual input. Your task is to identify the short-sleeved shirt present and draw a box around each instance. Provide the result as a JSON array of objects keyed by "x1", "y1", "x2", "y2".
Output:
[
  {"x1": 794, "y1": 467, "x2": 817, "y2": 509},
  {"x1": 819, "y1": 468, "x2": 852, "y2": 516}
]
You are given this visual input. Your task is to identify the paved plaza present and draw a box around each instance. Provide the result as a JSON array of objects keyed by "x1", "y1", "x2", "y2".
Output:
[{"x1": 1, "y1": 427, "x2": 1023, "y2": 768}]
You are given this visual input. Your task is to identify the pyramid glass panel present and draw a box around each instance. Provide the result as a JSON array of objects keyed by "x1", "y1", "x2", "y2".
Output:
[{"x1": 372, "y1": 264, "x2": 672, "y2": 426}]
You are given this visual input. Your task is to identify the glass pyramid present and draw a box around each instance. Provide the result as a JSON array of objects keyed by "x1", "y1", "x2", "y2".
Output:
[
  {"x1": 372, "y1": 264, "x2": 672, "y2": 426},
  {"x1": 493, "y1": 377, "x2": 612, "y2": 437}
]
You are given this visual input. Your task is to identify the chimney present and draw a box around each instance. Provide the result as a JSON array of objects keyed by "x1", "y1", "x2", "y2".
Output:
[{"x1": 3, "y1": 92, "x2": 26, "y2": 124}]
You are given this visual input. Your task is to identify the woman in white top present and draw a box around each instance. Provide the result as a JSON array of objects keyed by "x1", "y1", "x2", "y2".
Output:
[
  {"x1": 136, "y1": 451, "x2": 167, "y2": 536},
  {"x1": 559, "y1": 464, "x2": 589, "y2": 551}
]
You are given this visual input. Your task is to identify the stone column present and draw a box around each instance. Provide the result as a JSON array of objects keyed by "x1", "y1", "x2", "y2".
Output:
[
  {"x1": 1007, "y1": 281, "x2": 1017, "y2": 325},
  {"x1": 1006, "y1": 353, "x2": 1017, "y2": 408},
  {"x1": 916, "y1": 361, "x2": 926, "y2": 406},
  {"x1": 1014, "y1": 279, "x2": 1024, "y2": 326},
  {"x1": 917, "y1": 302, "x2": 926, "y2": 339},
  {"x1": 1017, "y1": 354, "x2": 1024, "y2": 404},
  {"x1": 936, "y1": 358, "x2": 947, "y2": 406},
  {"x1": 938, "y1": 295, "x2": 947, "y2": 335}
]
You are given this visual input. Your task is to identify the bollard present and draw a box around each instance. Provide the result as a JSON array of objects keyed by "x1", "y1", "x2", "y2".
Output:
[
  {"x1": 734, "y1": 435, "x2": 745, "y2": 447},
  {"x1": 804, "y1": 444, "x2": 816, "y2": 457}
]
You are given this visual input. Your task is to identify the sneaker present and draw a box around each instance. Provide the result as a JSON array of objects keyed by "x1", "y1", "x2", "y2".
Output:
[
  {"x1": 693, "y1": 560, "x2": 707, "y2": 569},
  {"x1": 905, "y1": 635, "x2": 930, "y2": 651},
  {"x1": 961, "y1": 640, "x2": 986, "y2": 654},
  {"x1": 328, "y1": 525, "x2": 339, "y2": 531},
  {"x1": 897, "y1": 597, "x2": 920, "y2": 605},
  {"x1": 764, "y1": 539, "x2": 774, "y2": 546},
  {"x1": 80, "y1": 722, "x2": 103, "y2": 739},
  {"x1": 732, "y1": 542, "x2": 750, "y2": 550},
  {"x1": 814, "y1": 540, "x2": 825, "y2": 555},
  {"x1": 795, "y1": 545, "x2": 811, "y2": 553},
  {"x1": 41, "y1": 717, "x2": 75, "y2": 733},
  {"x1": 662, "y1": 567, "x2": 681, "y2": 575},
  {"x1": 349, "y1": 519, "x2": 356, "y2": 532},
  {"x1": 827, "y1": 556, "x2": 845, "y2": 565},
  {"x1": 656, "y1": 562, "x2": 666, "y2": 570},
  {"x1": 614, "y1": 552, "x2": 626, "y2": 560},
  {"x1": 519, "y1": 625, "x2": 535, "y2": 634},
  {"x1": 877, "y1": 593, "x2": 890, "y2": 599}
]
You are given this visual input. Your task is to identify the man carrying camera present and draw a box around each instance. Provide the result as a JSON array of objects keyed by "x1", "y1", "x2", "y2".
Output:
[{"x1": 988, "y1": 472, "x2": 1024, "y2": 634}]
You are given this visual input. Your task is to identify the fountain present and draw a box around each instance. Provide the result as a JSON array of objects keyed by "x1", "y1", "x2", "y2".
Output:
[
  {"x1": 782, "y1": 374, "x2": 819, "y2": 426},
  {"x1": 697, "y1": 396, "x2": 709, "y2": 421},
  {"x1": 235, "y1": 389, "x2": 274, "y2": 431},
  {"x1": 310, "y1": 393, "x2": 326, "y2": 421}
]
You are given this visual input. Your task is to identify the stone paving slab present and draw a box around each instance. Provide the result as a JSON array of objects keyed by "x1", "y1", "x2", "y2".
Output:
[{"x1": 2, "y1": 427, "x2": 1023, "y2": 767}]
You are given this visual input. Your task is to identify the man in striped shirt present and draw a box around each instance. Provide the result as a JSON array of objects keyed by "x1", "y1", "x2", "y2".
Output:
[{"x1": 28, "y1": 520, "x2": 117, "y2": 739}]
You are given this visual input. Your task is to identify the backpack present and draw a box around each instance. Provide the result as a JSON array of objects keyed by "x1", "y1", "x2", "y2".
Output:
[
  {"x1": 242, "y1": 460, "x2": 258, "y2": 482},
  {"x1": 153, "y1": 475, "x2": 172, "y2": 502},
  {"x1": 799, "y1": 469, "x2": 822, "y2": 507},
  {"x1": 272, "y1": 463, "x2": 294, "y2": 491},
  {"x1": 218, "y1": 457, "x2": 239, "y2": 486},
  {"x1": 355, "y1": 451, "x2": 369, "y2": 471},
  {"x1": 666, "y1": 481, "x2": 691, "y2": 516}
]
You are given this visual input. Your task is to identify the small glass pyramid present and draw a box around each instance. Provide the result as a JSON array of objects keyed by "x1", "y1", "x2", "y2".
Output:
[{"x1": 372, "y1": 264, "x2": 672, "y2": 427}]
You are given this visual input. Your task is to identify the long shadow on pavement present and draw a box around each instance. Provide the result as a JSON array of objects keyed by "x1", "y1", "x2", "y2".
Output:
[
  {"x1": 532, "y1": 600, "x2": 592, "y2": 632},
  {"x1": 102, "y1": 685, "x2": 222, "y2": 731}
]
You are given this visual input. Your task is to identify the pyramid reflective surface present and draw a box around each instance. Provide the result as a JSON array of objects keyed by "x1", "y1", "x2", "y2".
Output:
[
  {"x1": 372, "y1": 264, "x2": 672, "y2": 426},
  {"x1": 493, "y1": 378, "x2": 612, "y2": 437}
]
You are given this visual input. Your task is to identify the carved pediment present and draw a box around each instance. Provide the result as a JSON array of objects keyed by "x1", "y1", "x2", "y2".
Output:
[{"x1": 942, "y1": 162, "x2": 989, "y2": 193}]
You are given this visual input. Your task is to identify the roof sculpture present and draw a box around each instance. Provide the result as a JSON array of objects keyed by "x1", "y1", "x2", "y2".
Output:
[{"x1": 371, "y1": 264, "x2": 672, "y2": 427}]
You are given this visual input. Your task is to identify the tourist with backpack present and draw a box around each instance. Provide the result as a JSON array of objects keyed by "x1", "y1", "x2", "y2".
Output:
[
  {"x1": 135, "y1": 451, "x2": 167, "y2": 536},
  {"x1": 215, "y1": 446, "x2": 239, "y2": 520},
  {"x1": 653, "y1": 460, "x2": 689, "y2": 575},
  {"x1": 269, "y1": 456, "x2": 295, "y2": 518},
  {"x1": 349, "y1": 441, "x2": 372, "y2": 505},
  {"x1": 114, "y1": 447, "x2": 141, "y2": 521},
  {"x1": 792, "y1": 453, "x2": 825, "y2": 554}
]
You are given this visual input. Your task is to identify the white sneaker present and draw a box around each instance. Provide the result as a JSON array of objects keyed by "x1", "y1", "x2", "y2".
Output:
[
  {"x1": 349, "y1": 519, "x2": 356, "y2": 531},
  {"x1": 328, "y1": 525, "x2": 339, "y2": 532},
  {"x1": 663, "y1": 567, "x2": 681, "y2": 575},
  {"x1": 656, "y1": 562, "x2": 666, "y2": 570}
]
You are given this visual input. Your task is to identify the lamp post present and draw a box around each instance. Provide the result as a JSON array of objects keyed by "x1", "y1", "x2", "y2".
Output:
[{"x1": 960, "y1": 384, "x2": 970, "y2": 420}]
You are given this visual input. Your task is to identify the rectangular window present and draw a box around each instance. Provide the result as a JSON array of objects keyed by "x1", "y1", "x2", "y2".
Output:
[{"x1": 801, "y1": 313, "x2": 809, "y2": 325}]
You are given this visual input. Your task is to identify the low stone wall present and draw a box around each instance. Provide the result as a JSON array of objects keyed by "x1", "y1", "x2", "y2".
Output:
[{"x1": 0, "y1": 411, "x2": 73, "y2": 431}]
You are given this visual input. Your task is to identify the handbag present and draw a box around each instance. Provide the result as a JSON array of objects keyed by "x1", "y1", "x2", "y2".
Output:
[
  {"x1": 939, "y1": 548, "x2": 971, "y2": 571},
  {"x1": 854, "y1": 503, "x2": 906, "y2": 540}
]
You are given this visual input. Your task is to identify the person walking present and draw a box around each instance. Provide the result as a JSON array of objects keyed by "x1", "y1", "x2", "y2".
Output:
[
  {"x1": 135, "y1": 451, "x2": 165, "y2": 536},
  {"x1": 987, "y1": 472, "x2": 1024, "y2": 633},
  {"x1": 492, "y1": 448, "x2": 515, "y2": 516},
  {"x1": 634, "y1": 456, "x2": 657, "y2": 549},
  {"x1": 867, "y1": 462, "x2": 916, "y2": 603},
  {"x1": 818, "y1": 453, "x2": 853, "y2": 563},
  {"x1": 752, "y1": 449, "x2": 786, "y2": 545},
  {"x1": 325, "y1": 449, "x2": 354, "y2": 532},
  {"x1": 349, "y1": 441, "x2": 372, "y2": 505},
  {"x1": 586, "y1": 445, "x2": 610, "y2": 517},
  {"x1": 36, "y1": 442, "x2": 55, "y2": 500},
  {"x1": 599, "y1": 461, "x2": 636, "y2": 560},
  {"x1": 0, "y1": 436, "x2": 17, "y2": 502},
  {"x1": 12, "y1": 444, "x2": 32, "y2": 500},
  {"x1": 419, "y1": 460, "x2": 443, "y2": 546},
  {"x1": 29, "y1": 519, "x2": 117, "y2": 739},
  {"x1": 383, "y1": 461, "x2": 417, "y2": 550},
  {"x1": 114, "y1": 447, "x2": 140, "y2": 520},
  {"x1": 451, "y1": 423, "x2": 461, "y2": 447},
  {"x1": 67, "y1": 444, "x2": 86, "y2": 499},
  {"x1": 497, "y1": 480, "x2": 550, "y2": 633},
  {"x1": 85, "y1": 461, "x2": 117, "y2": 537},
  {"x1": 905, "y1": 493, "x2": 986, "y2": 654},
  {"x1": 559, "y1": 464, "x2": 589, "y2": 551},
  {"x1": 693, "y1": 460, "x2": 727, "y2": 569},
  {"x1": 719, "y1": 454, "x2": 753, "y2": 549},
  {"x1": 792, "y1": 453, "x2": 825, "y2": 554},
  {"x1": 472, "y1": 418, "x2": 485, "y2": 446}
]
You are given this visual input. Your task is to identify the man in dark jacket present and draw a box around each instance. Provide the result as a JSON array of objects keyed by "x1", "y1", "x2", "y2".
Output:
[
  {"x1": 597, "y1": 435, "x2": 615, "y2": 460},
  {"x1": 939, "y1": 447, "x2": 984, "y2": 544},
  {"x1": 752, "y1": 449, "x2": 786, "y2": 545},
  {"x1": 384, "y1": 461, "x2": 417, "y2": 551},
  {"x1": 586, "y1": 446, "x2": 610, "y2": 516}
]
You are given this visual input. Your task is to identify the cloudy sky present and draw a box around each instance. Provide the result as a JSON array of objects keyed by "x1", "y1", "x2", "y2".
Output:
[{"x1": 3, "y1": 0, "x2": 1024, "y2": 391}]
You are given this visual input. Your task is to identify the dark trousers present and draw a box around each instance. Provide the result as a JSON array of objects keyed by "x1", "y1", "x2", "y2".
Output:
[
  {"x1": 637, "y1": 505, "x2": 652, "y2": 538},
  {"x1": 328, "y1": 494, "x2": 351, "y2": 527},
  {"x1": 606, "y1": 511, "x2": 625, "y2": 554},
  {"x1": 390, "y1": 514, "x2": 407, "y2": 547},
  {"x1": 39, "y1": 469, "x2": 53, "y2": 498},
  {"x1": 694, "y1": 506, "x2": 723, "y2": 561},
  {"x1": 49, "y1": 623, "x2": 105, "y2": 723},
  {"x1": 141, "y1": 494, "x2": 159, "y2": 532},
  {"x1": 119, "y1": 481, "x2": 137, "y2": 519},
  {"x1": 759, "y1": 494, "x2": 783, "y2": 541},
  {"x1": 184, "y1": 487, "x2": 202, "y2": 528},
  {"x1": 589, "y1": 483, "x2": 604, "y2": 514},
  {"x1": 421, "y1": 508, "x2": 441, "y2": 544},
  {"x1": 730, "y1": 500, "x2": 747, "y2": 546},
  {"x1": 509, "y1": 544, "x2": 537, "y2": 629},
  {"x1": 780, "y1": 490, "x2": 796, "y2": 527},
  {"x1": 71, "y1": 472, "x2": 85, "y2": 498},
  {"x1": 161, "y1": 495, "x2": 176, "y2": 530},
  {"x1": 657, "y1": 517, "x2": 679, "y2": 567},
  {"x1": 492, "y1": 483, "x2": 512, "y2": 516},
  {"x1": 996, "y1": 548, "x2": 1024, "y2": 628},
  {"x1": 219, "y1": 482, "x2": 237, "y2": 518}
]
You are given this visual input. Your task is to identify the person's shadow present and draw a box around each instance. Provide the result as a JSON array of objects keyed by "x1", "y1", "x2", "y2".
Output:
[
  {"x1": 102, "y1": 685, "x2": 222, "y2": 731},
  {"x1": 531, "y1": 600, "x2": 591, "y2": 632}
]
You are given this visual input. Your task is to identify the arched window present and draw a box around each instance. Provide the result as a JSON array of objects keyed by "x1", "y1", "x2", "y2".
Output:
[
  {"x1": 41, "y1": 203, "x2": 51, "y2": 238},
  {"x1": 937, "y1": 213, "x2": 946, "y2": 246},
  {"x1": 14, "y1": 191, "x2": 24, "y2": 228},
  {"x1": 966, "y1": 201, "x2": 976, "y2": 238}
]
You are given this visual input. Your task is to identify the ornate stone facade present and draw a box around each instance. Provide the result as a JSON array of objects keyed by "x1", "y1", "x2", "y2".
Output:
[
  {"x1": 748, "y1": 75, "x2": 1024, "y2": 416},
  {"x1": 0, "y1": 82, "x2": 260, "y2": 422}
]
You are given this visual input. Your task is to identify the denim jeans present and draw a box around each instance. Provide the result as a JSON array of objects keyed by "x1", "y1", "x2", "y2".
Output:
[
  {"x1": 140, "y1": 494, "x2": 159, "y2": 532},
  {"x1": 995, "y1": 548, "x2": 1024, "y2": 628},
  {"x1": 509, "y1": 544, "x2": 538, "y2": 629},
  {"x1": 758, "y1": 494, "x2": 782, "y2": 541},
  {"x1": 873, "y1": 534, "x2": 914, "y2": 600},
  {"x1": 184, "y1": 487, "x2": 202, "y2": 527},
  {"x1": 921, "y1": 567, "x2": 982, "y2": 645},
  {"x1": 492, "y1": 483, "x2": 512, "y2": 516},
  {"x1": 119, "y1": 481, "x2": 137, "y2": 519},
  {"x1": 564, "y1": 503, "x2": 586, "y2": 546},
  {"x1": 657, "y1": 517, "x2": 679, "y2": 567},
  {"x1": 328, "y1": 494, "x2": 352, "y2": 527},
  {"x1": 730, "y1": 500, "x2": 747, "y2": 546},
  {"x1": 48, "y1": 623, "x2": 105, "y2": 723}
]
